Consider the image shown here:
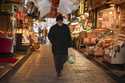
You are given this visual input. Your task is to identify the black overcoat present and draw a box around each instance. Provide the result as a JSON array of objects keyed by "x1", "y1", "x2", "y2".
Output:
[{"x1": 48, "y1": 23, "x2": 72, "y2": 57}]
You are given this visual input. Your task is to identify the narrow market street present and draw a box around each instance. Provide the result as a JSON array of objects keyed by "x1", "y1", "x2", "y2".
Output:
[
  {"x1": 1, "y1": 0, "x2": 125, "y2": 83},
  {"x1": 0, "y1": 44, "x2": 116, "y2": 83}
]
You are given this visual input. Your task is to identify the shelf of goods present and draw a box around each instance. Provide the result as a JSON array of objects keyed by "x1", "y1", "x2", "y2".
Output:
[
  {"x1": 104, "y1": 41, "x2": 125, "y2": 64},
  {"x1": 78, "y1": 27, "x2": 125, "y2": 64},
  {"x1": 100, "y1": 34, "x2": 125, "y2": 64},
  {"x1": 94, "y1": 32, "x2": 125, "y2": 64},
  {"x1": 78, "y1": 31, "x2": 98, "y2": 55},
  {"x1": 69, "y1": 22, "x2": 83, "y2": 38},
  {"x1": 0, "y1": 32, "x2": 14, "y2": 58}
]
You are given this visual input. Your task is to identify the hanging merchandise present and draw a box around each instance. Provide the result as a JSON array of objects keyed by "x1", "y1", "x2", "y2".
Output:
[
  {"x1": 58, "y1": 0, "x2": 80, "y2": 14},
  {"x1": 26, "y1": 0, "x2": 39, "y2": 19},
  {"x1": 58, "y1": 0, "x2": 72, "y2": 14},
  {"x1": 70, "y1": 0, "x2": 80, "y2": 11},
  {"x1": 28, "y1": 0, "x2": 38, "y2": 7},
  {"x1": 27, "y1": 0, "x2": 51, "y2": 18},
  {"x1": 39, "y1": 6, "x2": 51, "y2": 18},
  {"x1": 35, "y1": 0, "x2": 51, "y2": 18}
]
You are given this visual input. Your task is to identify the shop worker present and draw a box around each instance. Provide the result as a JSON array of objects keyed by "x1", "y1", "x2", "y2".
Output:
[{"x1": 48, "y1": 14, "x2": 73, "y2": 77}]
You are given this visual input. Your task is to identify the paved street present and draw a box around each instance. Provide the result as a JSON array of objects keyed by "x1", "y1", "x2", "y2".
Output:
[{"x1": 0, "y1": 45, "x2": 116, "y2": 83}]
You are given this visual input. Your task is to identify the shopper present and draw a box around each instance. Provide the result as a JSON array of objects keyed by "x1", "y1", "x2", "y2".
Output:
[
  {"x1": 48, "y1": 14, "x2": 73, "y2": 77},
  {"x1": 38, "y1": 27, "x2": 42, "y2": 43},
  {"x1": 43, "y1": 27, "x2": 48, "y2": 43}
]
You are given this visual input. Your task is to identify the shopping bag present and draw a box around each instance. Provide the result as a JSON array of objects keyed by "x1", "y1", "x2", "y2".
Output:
[{"x1": 67, "y1": 48, "x2": 76, "y2": 64}]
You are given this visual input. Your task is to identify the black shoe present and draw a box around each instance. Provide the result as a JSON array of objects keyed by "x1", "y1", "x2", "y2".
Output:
[
  {"x1": 57, "y1": 73, "x2": 63, "y2": 79},
  {"x1": 57, "y1": 72, "x2": 61, "y2": 77}
]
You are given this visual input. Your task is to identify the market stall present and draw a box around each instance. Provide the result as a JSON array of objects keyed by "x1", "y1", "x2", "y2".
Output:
[
  {"x1": 78, "y1": 3, "x2": 125, "y2": 64},
  {"x1": 0, "y1": 0, "x2": 20, "y2": 62},
  {"x1": 15, "y1": 5, "x2": 33, "y2": 51}
]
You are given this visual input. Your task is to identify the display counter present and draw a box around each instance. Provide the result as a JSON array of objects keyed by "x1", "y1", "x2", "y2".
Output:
[{"x1": 78, "y1": 27, "x2": 125, "y2": 64}]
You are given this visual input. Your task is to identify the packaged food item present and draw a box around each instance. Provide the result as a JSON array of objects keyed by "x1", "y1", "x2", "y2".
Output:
[
  {"x1": 84, "y1": 38, "x2": 91, "y2": 45},
  {"x1": 91, "y1": 38, "x2": 97, "y2": 45},
  {"x1": 94, "y1": 47, "x2": 104, "y2": 57}
]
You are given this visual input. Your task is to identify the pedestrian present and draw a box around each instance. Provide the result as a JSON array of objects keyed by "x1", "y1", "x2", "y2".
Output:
[
  {"x1": 38, "y1": 27, "x2": 42, "y2": 43},
  {"x1": 48, "y1": 14, "x2": 73, "y2": 77},
  {"x1": 43, "y1": 27, "x2": 48, "y2": 43}
]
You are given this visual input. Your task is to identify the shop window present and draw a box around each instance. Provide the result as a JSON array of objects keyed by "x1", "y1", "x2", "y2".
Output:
[{"x1": 97, "y1": 7, "x2": 116, "y2": 29}]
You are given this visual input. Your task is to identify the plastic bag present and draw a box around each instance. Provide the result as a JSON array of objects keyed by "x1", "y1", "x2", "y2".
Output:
[
  {"x1": 39, "y1": 6, "x2": 51, "y2": 18},
  {"x1": 67, "y1": 48, "x2": 76, "y2": 64},
  {"x1": 58, "y1": 0, "x2": 72, "y2": 14},
  {"x1": 67, "y1": 54, "x2": 75, "y2": 64},
  {"x1": 32, "y1": 0, "x2": 51, "y2": 17},
  {"x1": 58, "y1": 0, "x2": 79, "y2": 14}
]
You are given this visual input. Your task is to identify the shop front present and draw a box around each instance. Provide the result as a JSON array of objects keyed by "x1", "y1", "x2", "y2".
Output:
[
  {"x1": 95, "y1": 5, "x2": 124, "y2": 64},
  {"x1": 0, "y1": 0, "x2": 36, "y2": 62},
  {"x1": 77, "y1": 0, "x2": 125, "y2": 65},
  {"x1": 0, "y1": 0, "x2": 26, "y2": 63}
]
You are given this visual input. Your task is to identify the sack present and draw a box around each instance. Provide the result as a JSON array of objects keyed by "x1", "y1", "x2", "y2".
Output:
[{"x1": 67, "y1": 48, "x2": 76, "y2": 64}]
